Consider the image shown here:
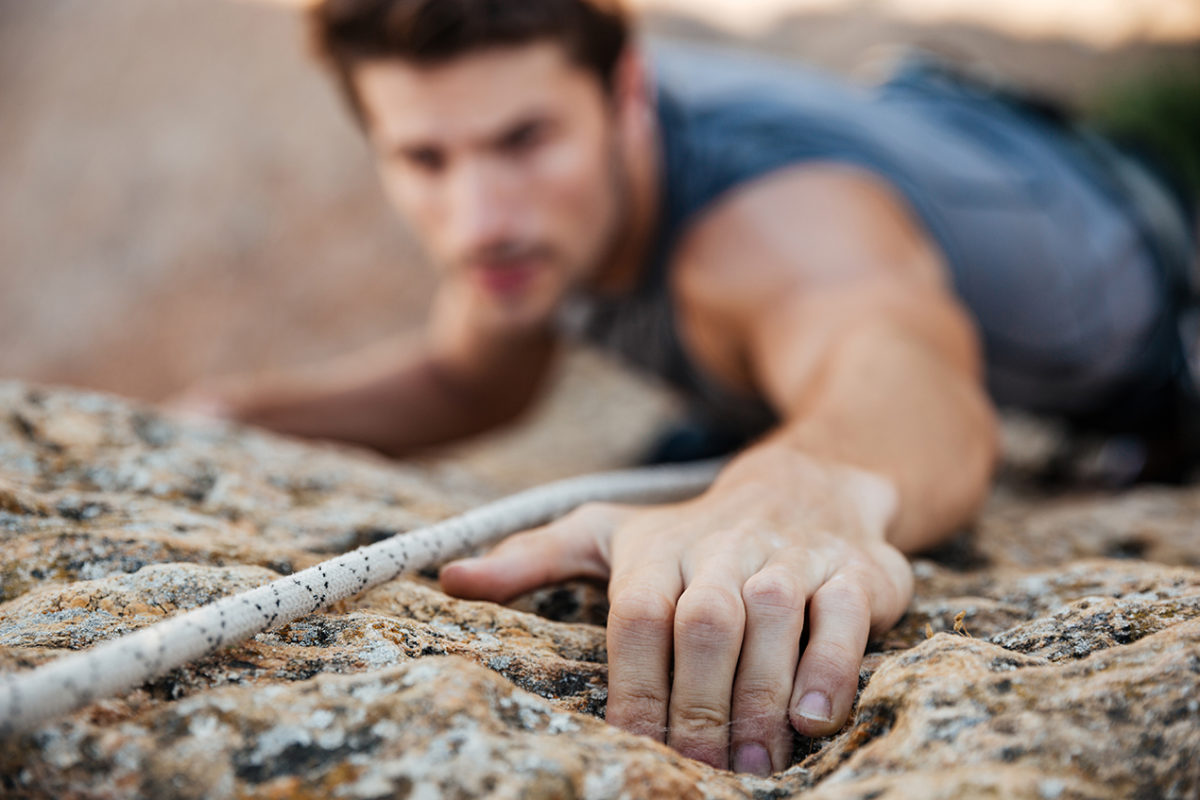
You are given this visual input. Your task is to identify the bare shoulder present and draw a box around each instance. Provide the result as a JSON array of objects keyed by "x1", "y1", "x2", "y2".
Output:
[
  {"x1": 668, "y1": 162, "x2": 977, "y2": 402},
  {"x1": 672, "y1": 162, "x2": 948, "y2": 314}
]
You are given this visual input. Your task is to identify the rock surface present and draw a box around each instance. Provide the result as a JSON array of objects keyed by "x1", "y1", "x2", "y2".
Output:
[{"x1": 2, "y1": 381, "x2": 1200, "y2": 799}]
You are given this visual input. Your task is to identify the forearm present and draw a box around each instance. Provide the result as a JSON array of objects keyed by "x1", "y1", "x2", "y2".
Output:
[
  {"x1": 204, "y1": 335, "x2": 549, "y2": 457},
  {"x1": 718, "y1": 320, "x2": 998, "y2": 554},
  {"x1": 230, "y1": 362, "x2": 495, "y2": 457}
]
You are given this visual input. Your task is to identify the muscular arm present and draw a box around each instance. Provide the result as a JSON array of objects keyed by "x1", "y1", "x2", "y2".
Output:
[
  {"x1": 172, "y1": 278, "x2": 558, "y2": 458},
  {"x1": 683, "y1": 164, "x2": 997, "y2": 551},
  {"x1": 440, "y1": 164, "x2": 998, "y2": 774}
]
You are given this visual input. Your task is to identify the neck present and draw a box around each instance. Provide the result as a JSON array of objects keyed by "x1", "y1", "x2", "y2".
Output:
[{"x1": 590, "y1": 102, "x2": 661, "y2": 296}]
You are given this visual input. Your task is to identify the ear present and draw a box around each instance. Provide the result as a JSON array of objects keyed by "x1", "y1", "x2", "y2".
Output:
[{"x1": 612, "y1": 45, "x2": 654, "y2": 131}]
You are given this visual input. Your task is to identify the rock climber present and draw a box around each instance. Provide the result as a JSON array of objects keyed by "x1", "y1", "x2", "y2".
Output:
[{"x1": 172, "y1": 0, "x2": 1199, "y2": 776}]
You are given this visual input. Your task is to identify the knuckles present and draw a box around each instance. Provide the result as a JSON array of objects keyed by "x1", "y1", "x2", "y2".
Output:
[
  {"x1": 674, "y1": 584, "x2": 745, "y2": 643},
  {"x1": 741, "y1": 569, "x2": 803, "y2": 614},
  {"x1": 731, "y1": 680, "x2": 789, "y2": 719},
  {"x1": 608, "y1": 586, "x2": 677, "y2": 633},
  {"x1": 799, "y1": 642, "x2": 860, "y2": 682},
  {"x1": 670, "y1": 700, "x2": 731, "y2": 733},
  {"x1": 608, "y1": 687, "x2": 670, "y2": 734},
  {"x1": 811, "y1": 575, "x2": 872, "y2": 618}
]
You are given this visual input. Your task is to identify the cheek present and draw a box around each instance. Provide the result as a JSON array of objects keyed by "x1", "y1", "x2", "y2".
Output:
[
  {"x1": 530, "y1": 137, "x2": 617, "y2": 240},
  {"x1": 379, "y1": 167, "x2": 449, "y2": 250},
  {"x1": 378, "y1": 167, "x2": 417, "y2": 222}
]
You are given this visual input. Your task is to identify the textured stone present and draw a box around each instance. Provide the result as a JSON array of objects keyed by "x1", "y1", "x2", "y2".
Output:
[{"x1": 2, "y1": 382, "x2": 1200, "y2": 799}]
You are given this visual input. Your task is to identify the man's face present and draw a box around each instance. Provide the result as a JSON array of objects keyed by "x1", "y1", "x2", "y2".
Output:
[{"x1": 354, "y1": 43, "x2": 631, "y2": 329}]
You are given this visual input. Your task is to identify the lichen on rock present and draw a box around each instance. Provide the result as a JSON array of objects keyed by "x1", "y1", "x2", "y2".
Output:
[{"x1": 2, "y1": 381, "x2": 1199, "y2": 799}]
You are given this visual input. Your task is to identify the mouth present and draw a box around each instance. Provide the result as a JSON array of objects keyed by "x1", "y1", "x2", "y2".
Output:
[{"x1": 469, "y1": 259, "x2": 543, "y2": 297}]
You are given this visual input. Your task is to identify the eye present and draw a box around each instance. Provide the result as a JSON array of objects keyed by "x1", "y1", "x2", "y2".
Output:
[
  {"x1": 498, "y1": 120, "x2": 549, "y2": 155},
  {"x1": 400, "y1": 146, "x2": 446, "y2": 174}
]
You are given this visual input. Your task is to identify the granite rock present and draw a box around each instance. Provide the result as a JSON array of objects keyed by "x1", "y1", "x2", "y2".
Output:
[{"x1": 2, "y1": 381, "x2": 1199, "y2": 799}]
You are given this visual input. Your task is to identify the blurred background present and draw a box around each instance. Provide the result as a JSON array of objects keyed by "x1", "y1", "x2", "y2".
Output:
[{"x1": 1, "y1": 0, "x2": 1198, "y2": 480}]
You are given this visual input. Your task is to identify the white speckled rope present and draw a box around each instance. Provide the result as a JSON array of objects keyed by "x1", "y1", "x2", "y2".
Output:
[{"x1": 0, "y1": 459, "x2": 724, "y2": 736}]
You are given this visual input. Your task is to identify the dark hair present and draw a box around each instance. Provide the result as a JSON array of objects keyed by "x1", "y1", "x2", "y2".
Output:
[{"x1": 309, "y1": 0, "x2": 631, "y2": 122}]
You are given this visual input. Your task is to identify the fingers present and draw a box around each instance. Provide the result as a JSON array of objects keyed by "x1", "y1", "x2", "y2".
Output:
[
  {"x1": 439, "y1": 502, "x2": 625, "y2": 602},
  {"x1": 667, "y1": 576, "x2": 746, "y2": 769},
  {"x1": 728, "y1": 560, "x2": 809, "y2": 776},
  {"x1": 605, "y1": 563, "x2": 683, "y2": 743},
  {"x1": 606, "y1": 526, "x2": 759, "y2": 767},
  {"x1": 788, "y1": 573, "x2": 873, "y2": 737},
  {"x1": 593, "y1": 498, "x2": 914, "y2": 777},
  {"x1": 787, "y1": 547, "x2": 913, "y2": 738}
]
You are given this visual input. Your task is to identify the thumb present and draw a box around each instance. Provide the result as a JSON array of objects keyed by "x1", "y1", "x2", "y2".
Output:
[{"x1": 439, "y1": 502, "x2": 628, "y2": 603}]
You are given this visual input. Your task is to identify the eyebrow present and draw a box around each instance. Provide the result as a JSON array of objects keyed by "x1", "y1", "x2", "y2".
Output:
[
  {"x1": 492, "y1": 113, "x2": 556, "y2": 144},
  {"x1": 382, "y1": 109, "x2": 558, "y2": 157},
  {"x1": 389, "y1": 140, "x2": 439, "y2": 158}
]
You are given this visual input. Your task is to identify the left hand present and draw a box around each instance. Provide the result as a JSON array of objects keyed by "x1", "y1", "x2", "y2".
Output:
[{"x1": 439, "y1": 449, "x2": 914, "y2": 775}]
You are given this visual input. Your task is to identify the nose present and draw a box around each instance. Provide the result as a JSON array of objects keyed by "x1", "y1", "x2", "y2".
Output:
[{"x1": 447, "y1": 157, "x2": 519, "y2": 255}]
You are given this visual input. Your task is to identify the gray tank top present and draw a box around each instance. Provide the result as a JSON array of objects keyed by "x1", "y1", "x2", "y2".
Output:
[{"x1": 557, "y1": 42, "x2": 1176, "y2": 440}]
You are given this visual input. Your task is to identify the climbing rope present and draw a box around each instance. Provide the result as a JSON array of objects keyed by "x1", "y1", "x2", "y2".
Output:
[{"x1": 0, "y1": 459, "x2": 723, "y2": 736}]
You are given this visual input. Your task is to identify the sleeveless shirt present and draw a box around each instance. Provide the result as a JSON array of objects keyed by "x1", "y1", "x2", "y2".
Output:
[{"x1": 556, "y1": 41, "x2": 1182, "y2": 442}]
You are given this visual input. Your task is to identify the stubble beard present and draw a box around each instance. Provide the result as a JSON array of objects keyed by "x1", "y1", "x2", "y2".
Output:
[
  {"x1": 571, "y1": 139, "x2": 639, "y2": 299},
  {"x1": 439, "y1": 140, "x2": 637, "y2": 333}
]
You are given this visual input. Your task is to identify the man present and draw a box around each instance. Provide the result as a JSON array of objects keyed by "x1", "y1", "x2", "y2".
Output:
[{"x1": 175, "y1": 0, "x2": 1198, "y2": 777}]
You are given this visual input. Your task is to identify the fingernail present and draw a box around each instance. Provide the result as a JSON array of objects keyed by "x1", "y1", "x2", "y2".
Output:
[
  {"x1": 795, "y1": 690, "x2": 832, "y2": 722},
  {"x1": 733, "y1": 743, "x2": 771, "y2": 776}
]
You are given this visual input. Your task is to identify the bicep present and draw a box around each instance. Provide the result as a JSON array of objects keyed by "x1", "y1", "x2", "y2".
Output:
[
  {"x1": 678, "y1": 164, "x2": 982, "y2": 418},
  {"x1": 748, "y1": 279, "x2": 983, "y2": 420}
]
